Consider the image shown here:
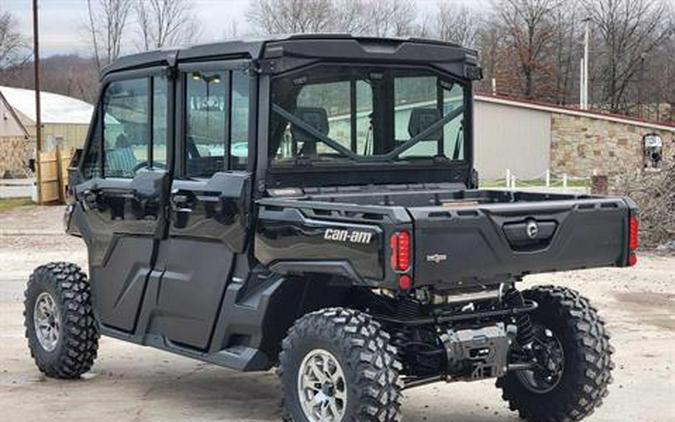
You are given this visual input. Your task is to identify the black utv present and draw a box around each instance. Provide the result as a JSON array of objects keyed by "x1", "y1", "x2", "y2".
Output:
[{"x1": 25, "y1": 35, "x2": 637, "y2": 422}]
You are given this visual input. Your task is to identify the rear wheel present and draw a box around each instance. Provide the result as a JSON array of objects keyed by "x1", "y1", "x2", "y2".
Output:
[
  {"x1": 24, "y1": 262, "x2": 99, "y2": 379},
  {"x1": 497, "y1": 285, "x2": 614, "y2": 421},
  {"x1": 278, "y1": 308, "x2": 403, "y2": 422}
]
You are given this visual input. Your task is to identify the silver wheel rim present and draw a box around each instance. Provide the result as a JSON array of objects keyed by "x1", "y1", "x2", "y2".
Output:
[
  {"x1": 297, "y1": 349, "x2": 347, "y2": 422},
  {"x1": 33, "y1": 292, "x2": 61, "y2": 352}
]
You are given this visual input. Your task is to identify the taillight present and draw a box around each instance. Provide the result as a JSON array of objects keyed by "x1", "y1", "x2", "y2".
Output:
[
  {"x1": 390, "y1": 231, "x2": 410, "y2": 271},
  {"x1": 627, "y1": 215, "x2": 638, "y2": 266},
  {"x1": 390, "y1": 231, "x2": 412, "y2": 289}
]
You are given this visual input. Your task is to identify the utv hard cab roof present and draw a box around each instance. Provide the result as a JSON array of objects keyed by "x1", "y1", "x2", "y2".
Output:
[{"x1": 101, "y1": 33, "x2": 482, "y2": 80}]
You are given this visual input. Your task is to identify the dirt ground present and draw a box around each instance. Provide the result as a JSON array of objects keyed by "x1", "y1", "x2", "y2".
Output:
[{"x1": 1, "y1": 205, "x2": 674, "y2": 422}]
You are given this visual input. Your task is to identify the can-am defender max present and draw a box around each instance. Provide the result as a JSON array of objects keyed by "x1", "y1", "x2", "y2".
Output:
[{"x1": 25, "y1": 35, "x2": 635, "y2": 421}]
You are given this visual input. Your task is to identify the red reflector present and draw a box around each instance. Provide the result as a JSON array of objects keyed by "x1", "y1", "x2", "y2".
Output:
[
  {"x1": 628, "y1": 253, "x2": 637, "y2": 267},
  {"x1": 397, "y1": 231, "x2": 410, "y2": 271},
  {"x1": 629, "y1": 216, "x2": 638, "y2": 251},
  {"x1": 399, "y1": 274, "x2": 412, "y2": 290}
]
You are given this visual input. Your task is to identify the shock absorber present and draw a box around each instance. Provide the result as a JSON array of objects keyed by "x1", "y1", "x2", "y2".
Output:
[{"x1": 504, "y1": 289, "x2": 534, "y2": 348}]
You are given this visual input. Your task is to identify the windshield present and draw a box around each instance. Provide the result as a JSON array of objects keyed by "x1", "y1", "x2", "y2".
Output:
[{"x1": 269, "y1": 65, "x2": 466, "y2": 167}]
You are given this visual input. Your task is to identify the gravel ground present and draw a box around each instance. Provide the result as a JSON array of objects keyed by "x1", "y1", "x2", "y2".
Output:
[{"x1": 1, "y1": 205, "x2": 674, "y2": 422}]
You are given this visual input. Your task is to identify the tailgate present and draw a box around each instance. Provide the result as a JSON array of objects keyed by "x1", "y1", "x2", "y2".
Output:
[{"x1": 409, "y1": 197, "x2": 632, "y2": 288}]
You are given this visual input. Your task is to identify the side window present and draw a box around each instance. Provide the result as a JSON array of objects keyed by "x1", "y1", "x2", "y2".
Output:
[
  {"x1": 443, "y1": 82, "x2": 465, "y2": 160},
  {"x1": 152, "y1": 76, "x2": 168, "y2": 167},
  {"x1": 103, "y1": 79, "x2": 149, "y2": 178},
  {"x1": 185, "y1": 71, "x2": 227, "y2": 177},
  {"x1": 184, "y1": 67, "x2": 252, "y2": 177},
  {"x1": 101, "y1": 76, "x2": 167, "y2": 178},
  {"x1": 81, "y1": 118, "x2": 102, "y2": 179},
  {"x1": 230, "y1": 70, "x2": 250, "y2": 170}
]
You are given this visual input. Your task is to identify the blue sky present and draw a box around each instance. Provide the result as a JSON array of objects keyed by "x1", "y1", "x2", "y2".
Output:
[{"x1": 3, "y1": 0, "x2": 479, "y2": 57}]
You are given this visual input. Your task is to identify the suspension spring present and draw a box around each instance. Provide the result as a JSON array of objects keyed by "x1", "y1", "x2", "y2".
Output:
[{"x1": 505, "y1": 289, "x2": 535, "y2": 347}]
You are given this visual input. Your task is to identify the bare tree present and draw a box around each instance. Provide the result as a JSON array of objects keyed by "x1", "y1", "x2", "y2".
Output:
[
  {"x1": 432, "y1": 2, "x2": 480, "y2": 47},
  {"x1": 223, "y1": 19, "x2": 240, "y2": 39},
  {"x1": 364, "y1": 0, "x2": 417, "y2": 37},
  {"x1": 551, "y1": 0, "x2": 581, "y2": 105},
  {"x1": 582, "y1": 0, "x2": 671, "y2": 113},
  {"x1": 246, "y1": 0, "x2": 417, "y2": 37},
  {"x1": 492, "y1": 0, "x2": 561, "y2": 98},
  {"x1": 247, "y1": 0, "x2": 335, "y2": 34},
  {"x1": 135, "y1": 0, "x2": 201, "y2": 51},
  {"x1": 86, "y1": 0, "x2": 134, "y2": 71},
  {"x1": 0, "y1": 12, "x2": 29, "y2": 69},
  {"x1": 474, "y1": 22, "x2": 505, "y2": 94}
]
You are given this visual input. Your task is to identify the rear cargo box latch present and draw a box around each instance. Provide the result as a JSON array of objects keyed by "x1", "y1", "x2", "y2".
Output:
[{"x1": 502, "y1": 219, "x2": 557, "y2": 251}]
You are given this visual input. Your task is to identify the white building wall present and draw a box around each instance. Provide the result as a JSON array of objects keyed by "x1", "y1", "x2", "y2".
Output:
[{"x1": 473, "y1": 100, "x2": 551, "y2": 180}]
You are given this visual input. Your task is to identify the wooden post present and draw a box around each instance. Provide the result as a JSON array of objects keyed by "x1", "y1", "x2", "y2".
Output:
[{"x1": 55, "y1": 146, "x2": 64, "y2": 203}]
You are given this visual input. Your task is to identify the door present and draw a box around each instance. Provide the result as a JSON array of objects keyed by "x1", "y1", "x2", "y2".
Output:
[
  {"x1": 147, "y1": 61, "x2": 255, "y2": 350},
  {"x1": 73, "y1": 70, "x2": 172, "y2": 333}
]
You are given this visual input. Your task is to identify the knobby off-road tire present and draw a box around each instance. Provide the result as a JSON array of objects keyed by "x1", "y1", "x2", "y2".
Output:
[
  {"x1": 24, "y1": 262, "x2": 99, "y2": 379},
  {"x1": 497, "y1": 285, "x2": 614, "y2": 422},
  {"x1": 278, "y1": 308, "x2": 403, "y2": 422}
]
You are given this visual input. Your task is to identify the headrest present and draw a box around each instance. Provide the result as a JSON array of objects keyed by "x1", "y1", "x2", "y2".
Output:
[
  {"x1": 408, "y1": 108, "x2": 442, "y2": 140},
  {"x1": 291, "y1": 107, "x2": 329, "y2": 144}
]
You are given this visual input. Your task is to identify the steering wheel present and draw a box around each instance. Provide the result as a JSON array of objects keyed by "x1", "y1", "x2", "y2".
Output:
[{"x1": 132, "y1": 161, "x2": 167, "y2": 172}]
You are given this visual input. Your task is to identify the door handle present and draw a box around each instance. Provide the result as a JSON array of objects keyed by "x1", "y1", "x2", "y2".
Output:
[
  {"x1": 170, "y1": 194, "x2": 193, "y2": 214},
  {"x1": 82, "y1": 189, "x2": 100, "y2": 210}
]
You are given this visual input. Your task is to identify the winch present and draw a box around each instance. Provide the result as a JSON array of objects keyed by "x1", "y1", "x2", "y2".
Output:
[{"x1": 440, "y1": 323, "x2": 517, "y2": 381}]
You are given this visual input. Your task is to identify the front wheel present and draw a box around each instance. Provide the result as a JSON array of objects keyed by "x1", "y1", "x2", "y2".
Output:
[
  {"x1": 278, "y1": 308, "x2": 403, "y2": 422},
  {"x1": 24, "y1": 262, "x2": 99, "y2": 379},
  {"x1": 497, "y1": 285, "x2": 614, "y2": 421}
]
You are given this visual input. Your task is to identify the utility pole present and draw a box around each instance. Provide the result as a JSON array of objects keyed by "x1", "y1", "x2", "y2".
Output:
[
  {"x1": 580, "y1": 58, "x2": 585, "y2": 109},
  {"x1": 582, "y1": 17, "x2": 591, "y2": 110},
  {"x1": 32, "y1": 0, "x2": 42, "y2": 204}
]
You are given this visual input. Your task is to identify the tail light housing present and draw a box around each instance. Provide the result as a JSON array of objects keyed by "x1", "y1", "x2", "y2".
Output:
[
  {"x1": 390, "y1": 230, "x2": 412, "y2": 289},
  {"x1": 627, "y1": 215, "x2": 638, "y2": 266}
]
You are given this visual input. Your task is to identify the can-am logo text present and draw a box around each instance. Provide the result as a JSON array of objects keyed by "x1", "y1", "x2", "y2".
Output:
[{"x1": 324, "y1": 229, "x2": 373, "y2": 244}]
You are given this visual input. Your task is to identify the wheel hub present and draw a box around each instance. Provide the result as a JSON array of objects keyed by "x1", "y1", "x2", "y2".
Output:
[
  {"x1": 516, "y1": 326, "x2": 565, "y2": 394},
  {"x1": 33, "y1": 292, "x2": 61, "y2": 352},
  {"x1": 297, "y1": 349, "x2": 347, "y2": 422}
]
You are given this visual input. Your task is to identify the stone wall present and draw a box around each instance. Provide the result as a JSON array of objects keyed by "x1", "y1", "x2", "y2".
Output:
[
  {"x1": 0, "y1": 136, "x2": 32, "y2": 178},
  {"x1": 550, "y1": 112, "x2": 674, "y2": 177}
]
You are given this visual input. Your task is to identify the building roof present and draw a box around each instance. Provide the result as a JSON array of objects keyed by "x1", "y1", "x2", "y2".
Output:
[
  {"x1": 476, "y1": 93, "x2": 675, "y2": 132},
  {"x1": 0, "y1": 86, "x2": 94, "y2": 125}
]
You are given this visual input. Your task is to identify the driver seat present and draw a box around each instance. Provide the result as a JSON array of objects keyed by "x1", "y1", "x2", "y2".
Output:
[
  {"x1": 408, "y1": 108, "x2": 442, "y2": 140},
  {"x1": 291, "y1": 107, "x2": 329, "y2": 157}
]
